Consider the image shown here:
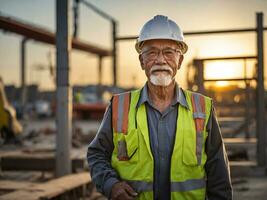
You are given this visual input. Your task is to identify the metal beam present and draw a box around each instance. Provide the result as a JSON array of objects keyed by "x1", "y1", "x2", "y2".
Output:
[
  {"x1": 195, "y1": 56, "x2": 257, "y2": 61},
  {"x1": 204, "y1": 78, "x2": 256, "y2": 82},
  {"x1": 56, "y1": 0, "x2": 72, "y2": 177},
  {"x1": 0, "y1": 15, "x2": 111, "y2": 56},
  {"x1": 116, "y1": 27, "x2": 267, "y2": 41},
  {"x1": 80, "y1": 0, "x2": 116, "y2": 21},
  {"x1": 256, "y1": 13, "x2": 266, "y2": 168},
  {"x1": 184, "y1": 28, "x2": 266, "y2": 35},
  {"x1": 116, "y1": 35, "x2": 137, "y2": 41}
]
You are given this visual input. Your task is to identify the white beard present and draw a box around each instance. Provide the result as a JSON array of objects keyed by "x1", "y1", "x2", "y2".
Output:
[
  {"x1": 149, "y1": 65, "x2": 174, "y2": 86},
  {"x1": 150, "y1": 74, "x2": 173, "y2": 86}
]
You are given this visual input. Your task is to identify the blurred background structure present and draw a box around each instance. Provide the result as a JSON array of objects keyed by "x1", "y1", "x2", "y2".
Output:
[{"x1": 0, "y1": 0, "x2": 267, "y2": 199}]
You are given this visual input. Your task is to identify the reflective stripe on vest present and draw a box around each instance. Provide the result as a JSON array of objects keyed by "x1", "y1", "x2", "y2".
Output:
[
  {"x1": 191, "y1": 93, "x2": 206, "y2": 165},
  {"x1": 125, "y1": 178, "x2": 205, "y2": 193},
  {"x1": 112, "y1": 92, "x2": 130, "y2": 134},
  {"x1": 126, "y1": 180, "x2": 153, "y2": 193},
  {"x1": 112, "y1": 92, "x2": 131, "y2": 161},
  {"x1": 171, "y1": 178, "x2": 206, "y2": 192}
]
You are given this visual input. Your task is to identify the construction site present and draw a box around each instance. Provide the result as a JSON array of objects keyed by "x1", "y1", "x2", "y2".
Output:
[{"x1": 0, "y1": 0, "x2": 267, "y2": 199}]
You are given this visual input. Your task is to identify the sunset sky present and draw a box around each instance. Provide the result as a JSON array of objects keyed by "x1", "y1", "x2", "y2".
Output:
[{"x1": 0, "y1": 0, "x2": 267, "y2": 90}]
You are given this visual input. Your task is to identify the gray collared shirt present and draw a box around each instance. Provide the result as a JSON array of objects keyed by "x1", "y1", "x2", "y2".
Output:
[
  {"x1": 87, "y1": 83, "x2": 233, "y2": 200},
  {"x1": 137, "y1": 84, "x2": 189, "y2": 200}
]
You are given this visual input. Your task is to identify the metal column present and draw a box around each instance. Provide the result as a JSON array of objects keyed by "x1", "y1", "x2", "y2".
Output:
[
  {"x1": 73, "y1": 0, "x2": 80, "y2": 37},
  {"x1": 56, "y1": 0, "x2": 72, "y2": 176},
  {"x1": 79, "y1": 0, "x2": 117, "y2": 85},
  {"x1": 193, "y1": 59, "x2": 205, "y2": 93},
  {"x1": 244, "y1": 59, "x2": 250, "y2": 139},
  {"x1": 97, "y1": 56, "x2": 103, "y2": 100},
  {"x1": 98, "y1": 56, "x2": 103, "y2": 85},
  {"x1": 20, "y1": 37, "x2": 28, "y2": 118},
  {"x1": 112, "y1": 21, "x2": 117, "y2": 86},
  {"x1": 256, "y1": 12, "x2": 266, "y2": 168}
]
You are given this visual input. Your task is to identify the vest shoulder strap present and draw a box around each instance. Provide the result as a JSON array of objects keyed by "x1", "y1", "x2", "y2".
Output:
[
  {"x1": 190, "y1": 91, "x2": 207, "y2": 165},
  {"x1": 112, "y1": 92, "x2": 131, "y2": 134},
  {"x1": 190, "y1": 92, "x2": 206, "y2": 132}
]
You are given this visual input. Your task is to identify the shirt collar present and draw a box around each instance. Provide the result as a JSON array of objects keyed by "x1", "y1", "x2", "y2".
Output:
[{"x1": 136, "y1": 82, "x2": 189, "y2": 109}]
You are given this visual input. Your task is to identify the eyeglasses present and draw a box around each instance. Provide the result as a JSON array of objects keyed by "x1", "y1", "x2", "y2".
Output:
[{"x1": 141, "y1": 47, "x2": 182, "y2": 60}]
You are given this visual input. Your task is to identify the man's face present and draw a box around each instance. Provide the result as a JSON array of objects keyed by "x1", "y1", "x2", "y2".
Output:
[{"x1": 139, "y1": 39, "x2": 184, "y2": 86}]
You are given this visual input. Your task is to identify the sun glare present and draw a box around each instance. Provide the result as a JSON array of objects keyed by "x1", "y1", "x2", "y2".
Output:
[
  {"x1": 204, "y1": 60, "x2": 243, "y2": 80},
  {"x1": 215, "y1": 81, "x2": 229, "y2": 87}
]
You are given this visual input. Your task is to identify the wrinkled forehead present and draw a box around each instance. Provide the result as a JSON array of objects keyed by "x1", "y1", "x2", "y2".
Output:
[{"x1": 140, "y1": 39, "x2": 181, "y2": 51}]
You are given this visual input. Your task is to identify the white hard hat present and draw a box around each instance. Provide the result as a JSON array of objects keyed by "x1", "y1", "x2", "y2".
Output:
[{"x1": 135, "y1": 15, "x2": 188, "y2": 54}]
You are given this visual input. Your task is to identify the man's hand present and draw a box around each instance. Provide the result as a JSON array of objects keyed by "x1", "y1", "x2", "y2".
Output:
[{"x1": 111, "y1": 181, "x2": 138, "y2": 200}]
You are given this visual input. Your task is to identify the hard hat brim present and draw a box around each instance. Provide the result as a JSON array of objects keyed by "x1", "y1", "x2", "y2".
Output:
[{"x1": 135, "y1": 38, "x2": 188, "y2": 54}]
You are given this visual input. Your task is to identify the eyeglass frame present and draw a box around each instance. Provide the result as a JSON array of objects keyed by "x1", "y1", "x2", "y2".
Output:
[{"x1": 140, "y1": 47, "x2": 182, "y2": 60}]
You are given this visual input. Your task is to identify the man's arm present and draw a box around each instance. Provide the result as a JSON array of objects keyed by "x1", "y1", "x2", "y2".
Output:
[
  {"x1": 205, "y1": 104, "x2": 233, "y2": 200},
  {"x1": 87, "y1": 103, "x2": 120, "y2": 197}
]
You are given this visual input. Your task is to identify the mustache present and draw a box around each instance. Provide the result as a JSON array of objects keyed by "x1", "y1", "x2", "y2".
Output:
[{"x1": 150, "y1": 65, "x2": 173, "y2": 74}]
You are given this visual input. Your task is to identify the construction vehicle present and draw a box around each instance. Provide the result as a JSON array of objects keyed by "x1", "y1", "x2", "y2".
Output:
[{"x1": 0, "y1": 77, "x2": 23, "y2": 143}]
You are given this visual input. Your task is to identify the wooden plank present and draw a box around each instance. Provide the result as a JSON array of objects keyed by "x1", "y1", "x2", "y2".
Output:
[
  {"x1": 0, "y1": 190, "x2": 44, "y2": 200},
  {"x1": 224, "y1": 138, "x2": 257, "y2": 148},
  {"x1": 0, "y1": 151, "x2": 84, "y2": 171},
  {"x1": 0, "y1": 172, "x2": 91, "y2": 200},
  {"x1": 229, "y1": 161, "x2": 265, "y2": 177},
  {"x1": 37, "y1": 172, "x2": 91, "y2": 199},
  {"x1": 0, "y1": 150, "x2": 53, "y2": 158},
  {"x1": 218, "y1": 117, "x2": 245, "y2": 122},
  {"x1": 1, "y1": 154, "x2": 55, "y2": 171},
  {"x1": 0, "y1": 180, "x2": 37, "y2": 190},
  {"x1": 230, "y1": 161, "x2": 257, "y2": 166}
]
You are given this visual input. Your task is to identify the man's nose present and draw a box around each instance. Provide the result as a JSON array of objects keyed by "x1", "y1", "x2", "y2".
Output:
[{"x1": 155, "y1": 51, "x2": 167, "y2": 64}]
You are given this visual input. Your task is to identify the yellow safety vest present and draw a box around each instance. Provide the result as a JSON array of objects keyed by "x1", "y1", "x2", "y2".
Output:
[{"x1": 111, "y1": 89, "x2": 212, "y2": 200}]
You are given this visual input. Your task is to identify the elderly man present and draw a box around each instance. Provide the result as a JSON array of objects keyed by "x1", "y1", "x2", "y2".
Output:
[{"x1": 87, "y1": 15, "x2": 232, "y2": 200}]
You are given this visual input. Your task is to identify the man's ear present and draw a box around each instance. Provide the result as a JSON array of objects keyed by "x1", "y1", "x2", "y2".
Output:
[
  {"x1": 177, "y1": 55, "x2": 184, "y2": 70},
  {"x1": 139, "y1": 54, "x2": 145, "y2": 70}
]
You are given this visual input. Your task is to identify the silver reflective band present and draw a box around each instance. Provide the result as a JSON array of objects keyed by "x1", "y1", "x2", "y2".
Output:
[
  {"x1": 196, "y1": 132, "x2": 203, "y2": 165},
  {"x1": 126, "y1": 180, "x2": 153, "y2": 193},
  {"x1": 125, "y1": 178, "x2": 206, "y2": 193},
  {"x1": 193, "y1": 112, "x2": 206, "y2": 119},
  {"x1": 193, "y1": 93, "x2": 202, "y2": 113},
  {"x1": 117, "y1": 94, "x2": 125, "y2": 133},
  {"x1": 171, "y1": 178, "x2": 206, "y2": 192}
]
